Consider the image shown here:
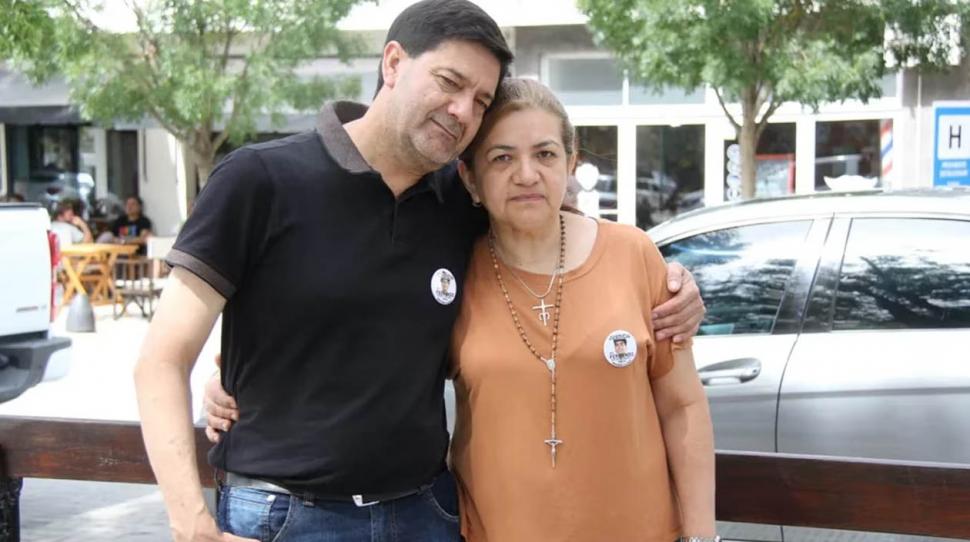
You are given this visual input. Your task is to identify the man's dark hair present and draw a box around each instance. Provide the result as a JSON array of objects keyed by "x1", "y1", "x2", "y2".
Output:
[
  {"x1": 55, "y1": 199, "x2": 80, "y2": 218},
  {"x1": 375, "y1": 0, "x2": 513, "y2": 93},
  {"x1": 126, "y1": 195, "x2": 144, "y2": 207}
]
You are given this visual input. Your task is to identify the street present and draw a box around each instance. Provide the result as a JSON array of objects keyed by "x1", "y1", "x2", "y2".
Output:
[{"x1": 0, "y1": 305, "x2": 221, "y2": 541}]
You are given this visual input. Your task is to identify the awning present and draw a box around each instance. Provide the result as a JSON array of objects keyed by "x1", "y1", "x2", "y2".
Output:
[{"x1": 0, "y1": 105, "x2": 84, "y2": 125}]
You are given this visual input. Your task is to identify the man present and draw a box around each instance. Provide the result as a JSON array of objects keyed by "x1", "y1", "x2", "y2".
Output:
[
  {"x1": 51, "y1": 199, "x2": 94, "y2": 248},
  {"x1": 134, "y1": 1, "x2": 704, "y2": 541},
  {"x1": 105, "y1": 195, "x2": 153, "y2": 254}
]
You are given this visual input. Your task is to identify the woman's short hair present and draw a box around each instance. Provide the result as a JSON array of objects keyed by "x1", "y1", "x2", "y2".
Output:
[{"x1": 460, "y1": 78, "x2": 576, "y2": 167}]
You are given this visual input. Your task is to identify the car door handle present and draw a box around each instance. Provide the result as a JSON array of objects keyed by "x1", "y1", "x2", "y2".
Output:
[{"x1": 698, "y1": 358, "x2": 762, "y2": 386}]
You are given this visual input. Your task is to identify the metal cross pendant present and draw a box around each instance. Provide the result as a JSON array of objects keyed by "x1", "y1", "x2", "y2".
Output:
[
  {"x1": 532, "y1": 298, "x2": 553, "y2": 326},
  {"x1": 544, "y1": 437, "x2": 563, "y2": 468}
]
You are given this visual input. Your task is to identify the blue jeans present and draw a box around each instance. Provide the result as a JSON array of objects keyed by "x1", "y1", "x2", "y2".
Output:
[{"x1": 217, "y1": 471, "x2": 461, "y2": 542}]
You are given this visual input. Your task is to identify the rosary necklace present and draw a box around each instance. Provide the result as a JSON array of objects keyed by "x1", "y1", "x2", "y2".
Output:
[{"x1": 487, "y1": 214, "x2": 566, "y2": 467}]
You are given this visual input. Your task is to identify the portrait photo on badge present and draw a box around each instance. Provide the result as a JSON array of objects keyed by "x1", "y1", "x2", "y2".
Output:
[
  {"x1": 603, "y1": 330, "x2": 637, "y2": 368},
  {"x1": 431, "y1": 268, "x2": 457, "y2": 305}
]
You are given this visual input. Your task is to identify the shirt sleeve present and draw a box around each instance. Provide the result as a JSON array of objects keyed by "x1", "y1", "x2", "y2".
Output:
[
  {"x1": 140, "y1": 216, "x2": 153, "y2": 233},
  {"x1": 640, "y1": 234, "x2": 692, "y2": 381},
  {"x1": 165, "y1": 148, "x2": 277, "y2": 300}
]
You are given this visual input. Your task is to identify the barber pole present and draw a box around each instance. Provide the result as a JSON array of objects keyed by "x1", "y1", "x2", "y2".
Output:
[{"x1": 880, "y1": 119, "x2": 894, "y2": 186}]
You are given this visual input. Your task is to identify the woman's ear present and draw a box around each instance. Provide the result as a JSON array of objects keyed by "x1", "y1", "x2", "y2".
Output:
[{"x1": 458, "y1": 160, "x2": 482, "y2": 205}]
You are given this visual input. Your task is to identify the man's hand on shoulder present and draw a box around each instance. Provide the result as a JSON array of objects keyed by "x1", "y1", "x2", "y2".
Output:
[{"x1": 653, "y1": 262, "x2": 705, "y2": 343}]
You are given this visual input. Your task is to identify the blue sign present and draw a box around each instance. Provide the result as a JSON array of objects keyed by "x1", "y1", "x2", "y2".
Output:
[{"x1": 933, "y1": 103, "x2": 970, "y2": 186}]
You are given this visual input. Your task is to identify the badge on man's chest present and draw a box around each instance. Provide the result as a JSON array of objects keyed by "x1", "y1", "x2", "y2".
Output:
[{"x1": 431, "y1": 268, "x2": 457, "y2": 305}]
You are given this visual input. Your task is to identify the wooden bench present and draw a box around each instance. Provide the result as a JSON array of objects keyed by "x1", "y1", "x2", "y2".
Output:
[{"x1": 1, "y1": 415, "x2": 969, "y2": 540}]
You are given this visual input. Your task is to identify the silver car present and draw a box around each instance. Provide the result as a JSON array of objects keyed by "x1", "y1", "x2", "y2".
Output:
[{"x1": 648, "y1": 188, "x2": 970, "y2": 542}]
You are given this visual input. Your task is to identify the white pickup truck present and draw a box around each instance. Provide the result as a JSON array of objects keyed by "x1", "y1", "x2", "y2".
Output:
[{"x1": 0, "y1": 203, "x2": 71, "y2": 402}]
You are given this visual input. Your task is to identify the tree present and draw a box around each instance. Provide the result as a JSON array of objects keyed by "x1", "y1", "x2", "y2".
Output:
[
  {"x1": 578, "y1": 0, "x2": 970, "y2": 199},
  {"x1": 0, "y1": 0, "x2": 60, "y2": 77},
  {"x1": 10, "y1": 0, "x2": 364, "y2": 193}
]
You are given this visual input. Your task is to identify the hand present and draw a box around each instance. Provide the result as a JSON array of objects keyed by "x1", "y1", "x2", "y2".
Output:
[
  {"x1": 70, "y1": 216, "x2": 86, "y2": 228},
  {"x1": 204, "y1": 353, "x2": 239, "y2": 444},
  {"x1": 172, "y1": 509, "x2": 257, "y2": 542},
  {"x1": 652, "y1": 262, "x2": 705, "y2": 343}
]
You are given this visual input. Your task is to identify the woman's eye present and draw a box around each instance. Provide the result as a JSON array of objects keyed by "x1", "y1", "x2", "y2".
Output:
[
  {"x1": 490, "y1": 154, "x2": 511, "y2": 163},
  {"x1": 538, "y1": 150, "x2": 557, "y2": 159}
]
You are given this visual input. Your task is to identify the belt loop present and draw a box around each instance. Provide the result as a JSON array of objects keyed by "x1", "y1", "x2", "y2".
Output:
[{"x1": 353, "y1": 494, "x2": 380, "y2": 507}]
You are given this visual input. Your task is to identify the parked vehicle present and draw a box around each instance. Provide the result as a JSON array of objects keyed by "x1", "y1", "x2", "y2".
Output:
[
  {"x1": 648, "y1": 187, "x2": 970, "y2": 541},
  {"x1": 13, "y1": 170, "x2": 96, "y2": 218},
  {"x1": 0, "y1": 203, "x2": 72, "y2": 403}
]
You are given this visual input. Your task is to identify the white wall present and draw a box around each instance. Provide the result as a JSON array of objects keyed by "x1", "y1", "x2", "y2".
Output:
[{"x1": 140, "y1": 129, "x2": 187, "y2": 236}]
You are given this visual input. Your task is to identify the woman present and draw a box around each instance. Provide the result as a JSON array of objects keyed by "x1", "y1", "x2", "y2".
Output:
[
  {"x1": 206, "y1": 78, "x2": 716, "y2": 542},
  {"x1": 448, "y1": 78, "x2": 715, "y2": 541}
]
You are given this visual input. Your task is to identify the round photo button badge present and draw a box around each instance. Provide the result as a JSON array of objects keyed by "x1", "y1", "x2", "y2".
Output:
[
  {"x1": 603, "y1": 330, "x2": 637, "y2": 368},
  {"x1": 431, "y1": 268, "x2": 457, "y2": 305}
]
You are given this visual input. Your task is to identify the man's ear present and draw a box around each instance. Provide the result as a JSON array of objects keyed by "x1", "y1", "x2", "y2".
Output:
[
  {"x1": 458, "y1": 160, "x2": 482, "y2": 205},
  {"x1": 381, "y1": 41, "x2": 408, "y2": 89}
]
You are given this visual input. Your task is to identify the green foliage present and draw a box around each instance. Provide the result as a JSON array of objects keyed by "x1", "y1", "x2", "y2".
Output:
[
  {"x1": 0, "y1": 0, "x2": 62, "y2": 79},
  {"x1": 63, "y1": 0, "x2": 364, "y2": 147},
  {"x1": 577, "y1": 0, "x2": 904, "y2": 114},
  {"x1": 6, "y1": 0, "x2": 366, "y2": 154},
  {"x1": 578, "y1": 0, "x2": 969, "y2": 198}
]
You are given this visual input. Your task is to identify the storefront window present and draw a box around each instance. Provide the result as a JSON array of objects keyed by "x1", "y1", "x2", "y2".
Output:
[
  {"x1": 815, "y1": 119, "x2": 885, "y2": 191},
  {"x1": 546, "y1": 57, "x2": 623, "y2": 106},
  {"x1": 724, "y1": 123, "x2": 796, "y2": 201},
  {"x1": 575, "y1": 125, "x2": 618, "y2": 220},
  {"x1": 635, "y1": 125, "x2": 705, "y2": 229},
  {"x1": 630, "y1": 84, "x2": 705, "y2": 105},
  {"x1": 107, "y1": 130, "x2": 138, "y2": 199}
]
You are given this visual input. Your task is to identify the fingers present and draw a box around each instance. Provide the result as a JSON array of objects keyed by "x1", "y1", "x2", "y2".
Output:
[
  {"x1": 214, "y1": 352, "x2": 222, "y2": 369},
  {"x1": 205, "y1": 373, "x2": 237, "y2": 411},
  {"x1": 671, "y1": 305, "x2": 705, "y2": 344},
  {"x1": 665, "y1": 261, "x2": 688, "y2": 292},
  {"x1": 654, "y1": 294, "x2": 705, "y2": 342},
  {"x1": 206, "y1": 403, "x2": 236, "y2": 431},
  {"x1": 204, "y1": 425, "x2": 221, "y2": 444}
]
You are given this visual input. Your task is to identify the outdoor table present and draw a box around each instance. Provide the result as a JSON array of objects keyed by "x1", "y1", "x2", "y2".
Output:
[{"x1": 60, "y1": 243, "x2": 139, "y2": 309}]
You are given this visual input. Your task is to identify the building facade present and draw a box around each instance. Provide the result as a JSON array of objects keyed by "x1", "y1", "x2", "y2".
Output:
[{"x1": 2, "y1": 0, "x2": 967, "y2": 236}]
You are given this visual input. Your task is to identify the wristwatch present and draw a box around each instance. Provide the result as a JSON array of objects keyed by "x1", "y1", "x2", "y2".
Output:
[{"x1": 679, "y1": 537, "x2": 721, "y2": 542}]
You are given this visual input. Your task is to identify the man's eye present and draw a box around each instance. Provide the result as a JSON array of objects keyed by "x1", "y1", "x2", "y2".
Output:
[
  {"x1": 437, "y1": 75, "x2": 459, "y2": 90},
  {"x1": 476, "y1": 99, "x2": 490, "y2": 110}
]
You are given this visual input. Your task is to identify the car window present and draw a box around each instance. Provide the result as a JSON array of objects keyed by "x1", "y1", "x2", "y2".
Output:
[
  {"x1": 833, "y1": 218, "x2": 970, "y2": 330},
  {"x1": 660, "y1": 220, "x2": 812, "y2": 335}
]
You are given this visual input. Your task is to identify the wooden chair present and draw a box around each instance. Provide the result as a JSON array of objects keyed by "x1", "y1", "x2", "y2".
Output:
[{"x1": 113, "y1": 257, "x2": 165, "y2": 319}]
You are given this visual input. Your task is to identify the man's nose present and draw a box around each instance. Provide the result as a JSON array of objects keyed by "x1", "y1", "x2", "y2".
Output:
[{"x1": 446, "y1": 94, "x2": 477, "y2": 127}]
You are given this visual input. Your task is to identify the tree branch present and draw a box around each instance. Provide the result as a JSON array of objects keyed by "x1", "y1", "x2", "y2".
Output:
[
  {"x1": 714, "y1": 87, "x2": 742, "y2": 132},
  {"x1": 755, "y1": 97, "x2": 784, "y2": 140}
]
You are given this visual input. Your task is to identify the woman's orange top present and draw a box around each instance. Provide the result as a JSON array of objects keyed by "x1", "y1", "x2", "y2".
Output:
[{"x1": 451, "y1": 220, "x2": 689, "y2": 542}]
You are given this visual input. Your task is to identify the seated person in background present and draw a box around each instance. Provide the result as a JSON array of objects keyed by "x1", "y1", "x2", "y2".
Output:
[
  {"x1": 1, "y1": 193, "x2": 26, "y2": 202},
  {"x1": 99, "y1": 195, "x2": 153, "y2": 254},
  {"x1": 51, "y1": 199, "x2": 94, "y2": 248}
]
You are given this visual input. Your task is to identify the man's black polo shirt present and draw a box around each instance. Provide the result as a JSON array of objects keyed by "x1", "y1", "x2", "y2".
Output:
[{"x1": 167, "y1": 102, "x2": 486, "y2": 496}]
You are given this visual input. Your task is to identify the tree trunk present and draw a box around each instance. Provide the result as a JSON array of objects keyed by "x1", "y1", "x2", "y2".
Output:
[
  {"x1": 740, "y1": 93, "x2": 760, "y2": 200},
  {"x1": 195, "y1": 153, "x2": 214, "y2": 188}
]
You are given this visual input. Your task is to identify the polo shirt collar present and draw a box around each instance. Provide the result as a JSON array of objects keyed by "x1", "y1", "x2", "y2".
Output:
[{"x1": 315, "y1": 101, "x2": 446, "y2": 204}]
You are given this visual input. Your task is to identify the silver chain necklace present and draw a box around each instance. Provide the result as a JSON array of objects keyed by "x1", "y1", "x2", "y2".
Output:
[{"x1": 491, "y1": 237, "x2": 562, "y2": 326}]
